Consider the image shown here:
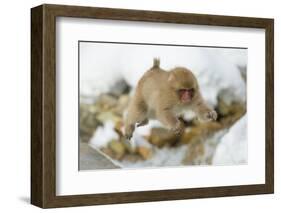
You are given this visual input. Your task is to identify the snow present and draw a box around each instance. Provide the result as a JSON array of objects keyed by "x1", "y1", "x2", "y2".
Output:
[
  {"x1": 130, "y1": 133, "x2": 152, "y2": 149},
  {"x1": 121, "y1": 145, "x2": 189, "y2": 168},
  {"x1": 80, "y1": 42, "x2": 247, "y2": 106},
  {"x1": 212, "y1": 115, "x2": 247, "y2": 165},
  {"x1": 131, "y1": 120, "x2": 163, "y2": 137},
  {"x1": 89, "y1": 121, "x2": 119, "y2": 148}
]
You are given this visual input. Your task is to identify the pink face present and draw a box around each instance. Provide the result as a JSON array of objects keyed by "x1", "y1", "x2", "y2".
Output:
[{"x1": 178, "y1": 88, "x2": 195, "y2": 103}]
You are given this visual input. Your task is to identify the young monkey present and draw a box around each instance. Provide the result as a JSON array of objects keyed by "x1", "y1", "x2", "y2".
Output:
[{"x1": 124, "y1": 58, "x2": 217, "y2": 139}]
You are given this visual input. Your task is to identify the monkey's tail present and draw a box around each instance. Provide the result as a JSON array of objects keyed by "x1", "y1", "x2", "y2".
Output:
[{"x1": 152, "y1": 58, "x2": 160, "y2": 69}]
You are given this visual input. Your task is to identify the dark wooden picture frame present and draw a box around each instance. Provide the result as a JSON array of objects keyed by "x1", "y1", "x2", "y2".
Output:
[{"x1": 31, "y1": 4, "x2": 274, "y2": 208}]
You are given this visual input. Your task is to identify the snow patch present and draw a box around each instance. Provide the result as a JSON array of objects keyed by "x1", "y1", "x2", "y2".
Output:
[
  {"x1": 89, "y1": 121, "x2": 119, "y2": 148},
  {"x1": 121, "y1": 145, "x2": 188, "y2": 168},
  {"x1": 212, "y1": 115, "x2": 247, "y2": 165}
]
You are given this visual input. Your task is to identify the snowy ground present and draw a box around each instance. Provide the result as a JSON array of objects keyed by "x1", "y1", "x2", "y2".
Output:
[{"x1": 212, "y1": 115, "x2": 247, "y2": 165}]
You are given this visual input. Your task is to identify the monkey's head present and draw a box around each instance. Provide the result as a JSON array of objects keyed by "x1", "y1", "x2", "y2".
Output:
[{"x1": 168, "y1": 68, "x2": 199, "y2": 104}]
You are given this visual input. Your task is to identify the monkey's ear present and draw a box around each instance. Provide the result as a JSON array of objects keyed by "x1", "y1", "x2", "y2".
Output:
[{"x1": 168, "y1": 72, "x2": 176, "y2": 83}]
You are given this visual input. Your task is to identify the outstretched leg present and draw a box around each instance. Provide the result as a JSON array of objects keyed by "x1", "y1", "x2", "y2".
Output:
[{"x1": 124, "y1": 96, "x2": 147, "y2": 139}]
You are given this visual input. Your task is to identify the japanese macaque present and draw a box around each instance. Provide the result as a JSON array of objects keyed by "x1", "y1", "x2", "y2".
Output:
[{"x1": 124, "y1": 58, "x2": 217, "y2": 139}]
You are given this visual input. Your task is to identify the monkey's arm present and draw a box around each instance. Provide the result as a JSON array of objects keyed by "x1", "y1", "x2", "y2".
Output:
[
  {"x1": 192, "y1": 93, "x2": 217, "y2": 121},
  {"x1": 156, "y1": 108, "x2": 185, "y2": 135}
]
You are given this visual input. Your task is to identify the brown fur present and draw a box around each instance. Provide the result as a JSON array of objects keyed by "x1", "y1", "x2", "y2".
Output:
[{"x1": 125, "y1": 58, "x2": 217, "y2": 139}]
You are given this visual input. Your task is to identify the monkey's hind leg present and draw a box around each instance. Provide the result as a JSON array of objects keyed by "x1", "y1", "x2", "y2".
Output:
[{"x1": 124, "y1": 98, "x2": 147, "y2": 140}]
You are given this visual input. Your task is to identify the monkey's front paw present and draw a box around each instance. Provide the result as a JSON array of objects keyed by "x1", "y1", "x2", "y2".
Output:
[
  {"x1": 125, "y1": 133, "x2": 132, "y2": 140},
  {"x1": 171, "y1": 121, "x2": 185, "y2": 136},
  {"x1": 202, "y1": 110, "x2": 217, "y2": 121}
]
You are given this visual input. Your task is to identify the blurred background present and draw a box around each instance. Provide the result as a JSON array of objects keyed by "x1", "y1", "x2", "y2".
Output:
[{"x1": 79, "y1": 42, "x2": 247, "y2": 170}]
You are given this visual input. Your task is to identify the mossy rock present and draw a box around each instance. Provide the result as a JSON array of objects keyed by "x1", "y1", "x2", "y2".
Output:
[
  {"x1": 137, "y1": 146, "x2": 152, "y2": 160},
  {"x1": 148, "y1": 127, "x2": 179, "y2": 147},
  {"x1": 108, "y1": 140, "x2": 126, "y2": 160}
]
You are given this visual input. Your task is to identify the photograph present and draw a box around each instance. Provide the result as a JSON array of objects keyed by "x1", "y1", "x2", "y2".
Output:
[
  {"x1": 30, "y1": 4, "x2": 273, "y2": 208},
  {"x1": 79, "y1": 41, "x2": 248, "y2": 170}
]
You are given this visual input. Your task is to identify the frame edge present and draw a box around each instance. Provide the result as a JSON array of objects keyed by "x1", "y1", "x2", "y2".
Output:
[
  {"x1": 31, "y1": 5, "x2": 44, "y2": 208},
  {"x1": 265, "y1": 19, "x2": 274, "y2": 194}
]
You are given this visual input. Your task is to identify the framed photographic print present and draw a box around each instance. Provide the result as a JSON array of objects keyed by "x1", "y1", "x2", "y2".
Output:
[{"x1": 31, "y1": 4, "x2": 274, "y2": 208}]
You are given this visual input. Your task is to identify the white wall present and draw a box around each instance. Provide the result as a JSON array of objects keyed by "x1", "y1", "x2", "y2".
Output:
[{"x1": 0, "y1": 0, "x2": 279, "y2": 212}]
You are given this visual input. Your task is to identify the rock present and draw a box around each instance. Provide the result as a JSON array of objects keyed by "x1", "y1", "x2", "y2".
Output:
[
  {"x1": 148, "y1": 127, "x2": 180, "y2": 147},
  {"x1": 216, "y1": 89, "x2": 246, "y2": 119},
  {"x1": 96, "y1": 94, "x2": 118, "y2": 110},
  {"x1": 80, "y1": 103, "x2": 101, "y2": 142},
  {"x1": 108, "y1": 140, "x2": 126, "y2": 160},
  {"x1": 182, "y1": 141, "x2": 205, "y2": 165},
  {"x1": 119, "y1": 94, "x2": 130, "y2": 107},
  {"x1": 80, "y1": 127, "x2": 95, "y2": 143},
  {"x1": 109, "y1": 79, "x2": 131, "y2": 97},
  {"x1": 96, "y1": 111, "x2": 121, "y2": 123},
  {"x1": 218, "y1": 102, "x2": 246, "y2": 127},
  {"x1": 217, "y1": 98, "x2": 231, "y2": 116},
  {"x1": 182, "y1": 132, "x2": 224, "y2": 165},
  {"x1": 113, "y1": 95, "x2": 130, "y2": 115},
  {"x1": 179, "y1": 128, "x2": 200, "y2": 145},
  {"x1": 88, "y1": 105, "x2": 99, "y2": 114},
  {"x1": 180, "y1": 122, "x2": 222, "y2": 144},
  {"x1": 122, "y1": 154, "x2": 142, "y2": 163},
  {"x1": 137, "y1": 146, "x2": 152, "y2": 160}
]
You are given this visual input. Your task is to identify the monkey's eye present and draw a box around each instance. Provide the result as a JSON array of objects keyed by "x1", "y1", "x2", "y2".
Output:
[
  {"x1": 178, "y1": 88, "x2": 194, "y2": 96},
  {"x1": 187, "y1": 88, "x2": 195, "y2": 97}
]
